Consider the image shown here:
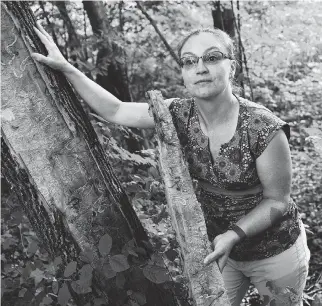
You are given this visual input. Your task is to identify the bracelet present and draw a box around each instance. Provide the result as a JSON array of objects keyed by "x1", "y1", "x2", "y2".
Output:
[{"x1": 231, "y1": 224, "x2": 247, "y2": 241}]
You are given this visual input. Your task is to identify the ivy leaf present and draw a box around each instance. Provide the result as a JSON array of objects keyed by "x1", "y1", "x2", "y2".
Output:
[
  {"x1": 109, "y1": 254, "x2": 130, "y2": 272},
  {"x1": 142, "y1": 265, "x2": 170, "y2": 284},
  {"x1": 131, "y1": 291, "x2": 147, "y2": 305},
  {"x1": 58, "y1": 283, "x2": 71, "y2": 306},
  {"x1": 115, "y1": 272, "x2": 126, "y2": 289},
  {"x1": 98, "y1": 233, "x2": 113, "y2": 256},
  {"x1": 102, "y1": 263, "x2": 117, "y2": 279},
  {"x1": 64, "y1": 261, "x2": 77, "y2": 277}
]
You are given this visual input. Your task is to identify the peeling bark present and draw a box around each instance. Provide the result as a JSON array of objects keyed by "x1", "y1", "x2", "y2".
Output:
[
  {"x1": 147, "y1": 90, "x2": 231, "y2": 306},
  {"x1": 1, "y1": 3, "x2": 180, "y2": 305}
]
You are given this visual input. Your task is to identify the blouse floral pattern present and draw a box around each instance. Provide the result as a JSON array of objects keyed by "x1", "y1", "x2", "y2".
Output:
[{"x1": 168, "y1": 96, "x2": 301, "y2": 261}]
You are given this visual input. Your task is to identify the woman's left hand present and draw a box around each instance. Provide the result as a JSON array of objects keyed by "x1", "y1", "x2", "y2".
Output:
[{"x1": 204, "y1": 230, "x2": 240, "y2": 272}]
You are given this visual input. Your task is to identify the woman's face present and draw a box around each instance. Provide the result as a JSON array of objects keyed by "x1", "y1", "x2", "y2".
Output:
[{"x1": 180, "y1": 32, "x2": 234, "y2": 100}]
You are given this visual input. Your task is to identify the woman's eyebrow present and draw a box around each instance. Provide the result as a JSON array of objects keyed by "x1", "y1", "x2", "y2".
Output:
[{"x1": 181, "y1": 46, "x2": 221, "y2": 57}]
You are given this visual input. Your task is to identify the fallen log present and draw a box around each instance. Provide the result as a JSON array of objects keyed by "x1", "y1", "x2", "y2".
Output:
[{"x1": 147, "y1": 90, "x2": 231, "y2": 306}]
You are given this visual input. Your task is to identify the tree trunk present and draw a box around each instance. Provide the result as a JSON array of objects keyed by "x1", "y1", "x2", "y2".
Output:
[
  {"x1": 82, "y1": 0, "x2": 131, "y2": 102},
  {"x1": 1, "y1": 2, "x2": 180, "y2": 305},
  {"x1": 212, "y1": 1, "x2": 245, "y2": 96},
  {"x1": 83, "y1": 0, "x2": 145, "y2": 153},
  {"x1": 54, "y1": 1, "x2": 83, "y2": 66},
  {"x1": 212, "y1": 1, "x2": 235, "y2": 37},
  {"x1": 147, "y1": 91, "x2": 231, "y2": 306}
]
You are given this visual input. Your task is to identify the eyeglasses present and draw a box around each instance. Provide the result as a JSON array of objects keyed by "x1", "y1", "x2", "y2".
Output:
[{"x1": 179, "y1": 51, "x2": 232, "y2": 69}]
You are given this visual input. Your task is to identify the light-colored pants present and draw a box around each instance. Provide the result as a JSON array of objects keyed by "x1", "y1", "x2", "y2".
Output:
[{"x1": 223, "y1": 222, "x2": 310, "y2": 306}]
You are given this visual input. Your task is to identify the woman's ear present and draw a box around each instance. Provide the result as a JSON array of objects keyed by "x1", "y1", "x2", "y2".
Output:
[{"x1": 230, "y1": 60, "x2": 237, "y2": 77}]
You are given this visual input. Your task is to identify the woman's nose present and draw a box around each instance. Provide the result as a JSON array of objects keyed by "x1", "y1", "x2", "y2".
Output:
[{"x1": 195, "y1": 58, "x2": 209, "y2": 74}]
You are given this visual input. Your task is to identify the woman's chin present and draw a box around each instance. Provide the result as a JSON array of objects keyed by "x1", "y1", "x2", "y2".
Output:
[{"x1": 193, "y1": 89, "x2": 218, "y2": 100}]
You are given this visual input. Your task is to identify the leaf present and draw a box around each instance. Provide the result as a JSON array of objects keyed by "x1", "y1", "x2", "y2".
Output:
[
  {"x1": 164, "y1": 249, "x2": 178, "y2": 261},
  {"x1": 53, "y1": 256, "x2": 63, "y2": 269},
  {"x1": 27, "y1": 240, "x2": 39, "y2": 254},
  {"x1": 64, "y1": 261, "x2": 77, "y2": 277},
  {"x1": 94, "y1": 298, "x2": 107, "y2": 306},
  {"x1": 30, "y1": 268, "x2": 45, "y2": 287},
  {"x1": 129, "y1": 300, "x2": 140, "y2": 306},
  {"x1": 98, "y1": 233, "x2": 113, "y2": 256},
  {"x1": 18, "y1": 288, "x2": 27, "y2": 297},
  {"x1": 115, "y1": 272, "x2": 126, "y2": 289},
  {"x1": 52, "y1": 280, "x2": 59, "y2": 295},
  {"x1": 40, "y1": 296, "x2": 53, "y2": 305},
  {"x1": 22, "y1": 262, "x2": 35, "y2": 279},
  {"x1": 79, "y1": 249, "x2": 94, "y2": 263},
  {"x1": 58, "y1": 283, "x2": 71, "y2": 306},
  {"x1": 131, "y1": 291, "x2": 147, "y2": 305},
  {"x1": 109, "y1": 254, "x2": 130, "y2": 272},
  {"x1": 71, "y1": 280, "x2": 92, "y2": 294},
  {"x1": 102, "y1": 263, "x2": 116, "y2": 279},
  {"x1": 79, "y1": 264, "x2": 93, "y2": 283},
  {"x1": 142, "y1": 265, "x2": 170, "y2": 284}
]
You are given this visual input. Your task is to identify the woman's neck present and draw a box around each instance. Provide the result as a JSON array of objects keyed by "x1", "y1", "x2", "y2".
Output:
[{"x1": 194, "y1": 90, "x2": 238, "y2": 129}]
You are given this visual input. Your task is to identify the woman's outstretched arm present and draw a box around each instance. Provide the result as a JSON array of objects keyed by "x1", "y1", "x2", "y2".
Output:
[{"x1": 31, "y1": 23, "x2": 174, "y2": 129}]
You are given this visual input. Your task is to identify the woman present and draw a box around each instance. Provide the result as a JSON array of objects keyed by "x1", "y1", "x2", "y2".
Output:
[{"x1": 32, "y1": 24, "x2": 310, "y2": 306}]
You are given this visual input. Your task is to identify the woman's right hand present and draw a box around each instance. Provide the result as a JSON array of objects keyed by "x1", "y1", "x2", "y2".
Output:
[{"x1": 31, "y1": 22, "x2": 73, "y2": 73}]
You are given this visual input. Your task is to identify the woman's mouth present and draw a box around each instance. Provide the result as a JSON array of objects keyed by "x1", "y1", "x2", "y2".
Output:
[{"x1": 195, "y1": 79, "x2": 212, "y2": 84}]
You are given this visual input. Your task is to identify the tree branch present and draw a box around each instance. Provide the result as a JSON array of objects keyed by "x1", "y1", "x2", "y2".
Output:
[{"x1": 136, "y1": 1, "x2": 181, "y2": 66}]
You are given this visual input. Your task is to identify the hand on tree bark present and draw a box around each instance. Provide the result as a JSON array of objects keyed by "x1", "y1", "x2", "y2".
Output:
[
  {"x1": 31, "y1": 22, "x2": 73, "y2": 73},
  {"x1": 203, "y1": 230, "x2": 240, "y2": 272}
]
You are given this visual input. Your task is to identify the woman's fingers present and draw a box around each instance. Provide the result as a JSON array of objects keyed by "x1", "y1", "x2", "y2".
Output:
[
  {"x1": 204, "y1": 249, "x2": 221, "y2": 265},
  {"x1": 36, "y1": 21, "x2": 53, "y2": 42},
  {"x1": 33, "y1": 26, "x2": 51, "y2": 48},
  {"x1": 217, "y1": 254, "x2": 228, "y2": 272},
  {"x1": 31, "y1": 53, "x2": 54, "y2": 66}
]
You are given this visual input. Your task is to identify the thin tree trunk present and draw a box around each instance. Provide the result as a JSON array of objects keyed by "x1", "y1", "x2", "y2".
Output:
[
  {"x1": 147, "y1": 90, "x2": 231, "y2": 306},
  {"x1": 212, "y1": 1, "x2": 235, "y2": 37},
  {"x1": 82, "y1": 0, "x2": 131, "y2": 102},
  {"x1": 1, "y1": 3, "x2": 181, "y2": 305},
  {"x1": 83, "y1": 0, "x2": 145, "y2": 153},
  {"x1": 54, "y1": 1, "x2": 83, "y2": 66}
]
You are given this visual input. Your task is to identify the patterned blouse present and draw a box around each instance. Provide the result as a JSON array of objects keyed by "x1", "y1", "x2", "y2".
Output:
[{"x1": 168, "y1": 96, "x2": 301, "y2": 261}]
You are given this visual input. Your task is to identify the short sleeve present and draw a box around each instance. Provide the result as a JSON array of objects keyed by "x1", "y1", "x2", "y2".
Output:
[
  {"x1": 168, "y1": 98, "x2": 192, "y2": 131},
  {"x1": 249, "y1": 107, "x2": 290, "y2": 159}
]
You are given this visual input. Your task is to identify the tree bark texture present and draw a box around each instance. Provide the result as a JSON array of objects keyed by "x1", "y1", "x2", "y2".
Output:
[
  {"x1": 1, "y1": 3, "x2": 180, "y2": 305},
  {"x1": 147, "y1": 90, "x2": 231, "y2": 306}
]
